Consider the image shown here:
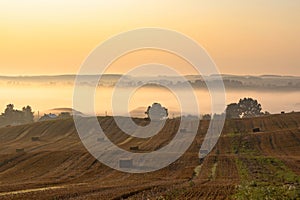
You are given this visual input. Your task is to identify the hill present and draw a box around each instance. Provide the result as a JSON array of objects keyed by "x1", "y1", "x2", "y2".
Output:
[{"x1": 0, "y1": 113, "x2": 299, "y2": 199}]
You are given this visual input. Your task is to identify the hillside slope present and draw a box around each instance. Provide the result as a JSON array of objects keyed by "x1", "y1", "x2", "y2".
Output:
[{"x1": 0, "y1": 113, "x2": 299, "y2": 199}]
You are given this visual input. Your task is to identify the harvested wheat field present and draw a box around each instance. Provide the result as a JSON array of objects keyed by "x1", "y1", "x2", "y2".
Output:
[{"x1": 0, "y1": 112, "x2": 299, "y2": 199}]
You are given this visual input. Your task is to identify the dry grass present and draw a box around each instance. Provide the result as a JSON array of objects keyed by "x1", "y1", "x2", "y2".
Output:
[{"x1": 0, "y1": 113, "x2": 299, "y2": 199}]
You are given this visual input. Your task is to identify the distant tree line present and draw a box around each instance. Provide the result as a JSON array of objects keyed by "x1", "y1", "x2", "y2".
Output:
[{"x1": 0, "y1": 104, "x2": 34, "y2": 126}]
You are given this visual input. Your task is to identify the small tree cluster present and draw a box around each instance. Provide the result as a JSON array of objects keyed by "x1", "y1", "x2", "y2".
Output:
[
  {"x1": 226, "y1": 98, "x2": 266, "y2": 119},
  {"x1": 0, "y1": 104, "x2": 34, "y2": 126}
]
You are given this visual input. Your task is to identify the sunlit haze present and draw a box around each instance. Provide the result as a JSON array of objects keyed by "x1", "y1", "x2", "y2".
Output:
[{"x1": 1, "y1": 0, "x2": 300, "y2": 76}]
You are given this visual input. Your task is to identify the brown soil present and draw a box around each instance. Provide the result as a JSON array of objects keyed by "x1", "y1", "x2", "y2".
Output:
[{"x1": 0, "y1": 112, "x2": 299, "y2": 199}]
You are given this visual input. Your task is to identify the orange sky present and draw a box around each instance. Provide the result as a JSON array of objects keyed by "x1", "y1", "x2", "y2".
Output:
[{"x1": 0, "y1": 0, "x2": 300, "y2": 76}]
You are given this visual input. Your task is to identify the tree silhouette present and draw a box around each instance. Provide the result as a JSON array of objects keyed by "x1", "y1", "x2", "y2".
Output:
[
  {"x1": 226, "y1": 103, "x2": 241, "y2": 119},
  {"x1": 238, "y1": 98, "x2": 262, "y2": 118},
  {"x1": 22, "y1": 106, "x2": 34, "y2": 122},
  {"x1": 226, "y1": 98, "x2": 263, "y2": 119},
  {"x1": 3, "y1": 104, "x2": 18, "y2": 123},
  {"x1": 4, "y1": 104, "x2": 14, "y2": 119},
  {"x1": 145, "y1": 103, "x2": 168, "y2": 120},
  {"x1": 202, "y1": 114, "x2": 211, "y2": 120}
]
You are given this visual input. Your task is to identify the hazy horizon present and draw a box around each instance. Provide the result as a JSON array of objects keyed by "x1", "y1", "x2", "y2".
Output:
[
  {"x1": 1, "y1": 1, "x2": 299, "y2": 117},
  {"x1": 1, "y1": 73, "x2": 299, "y2": 116}
]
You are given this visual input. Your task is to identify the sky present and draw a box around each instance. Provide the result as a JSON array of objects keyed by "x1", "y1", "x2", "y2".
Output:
[{"x1": 0, "y1": 0, "x2": 300, "y2": 76}]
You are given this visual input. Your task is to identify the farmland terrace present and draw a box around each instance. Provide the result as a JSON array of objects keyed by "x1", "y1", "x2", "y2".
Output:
[{"x1": 0, "y1": 112, "x2": 299, "y2": 199}]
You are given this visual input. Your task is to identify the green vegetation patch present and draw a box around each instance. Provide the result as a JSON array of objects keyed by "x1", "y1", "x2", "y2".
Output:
[
  {"x1": 193, "y1": 165, "x2": 202, "y2": 178},
  {"x1": 233, "y1": 184, "x2": 300, "y2": 200},
  {"x1": 233, "y1": 156, "x2": 300, "y2": 199},
  {"x1": 210, "y1": 163, "x2": 218, "y2": 181},
  {"x1": 235, "y1": 157, "x2": 249, "y2": 182}
]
